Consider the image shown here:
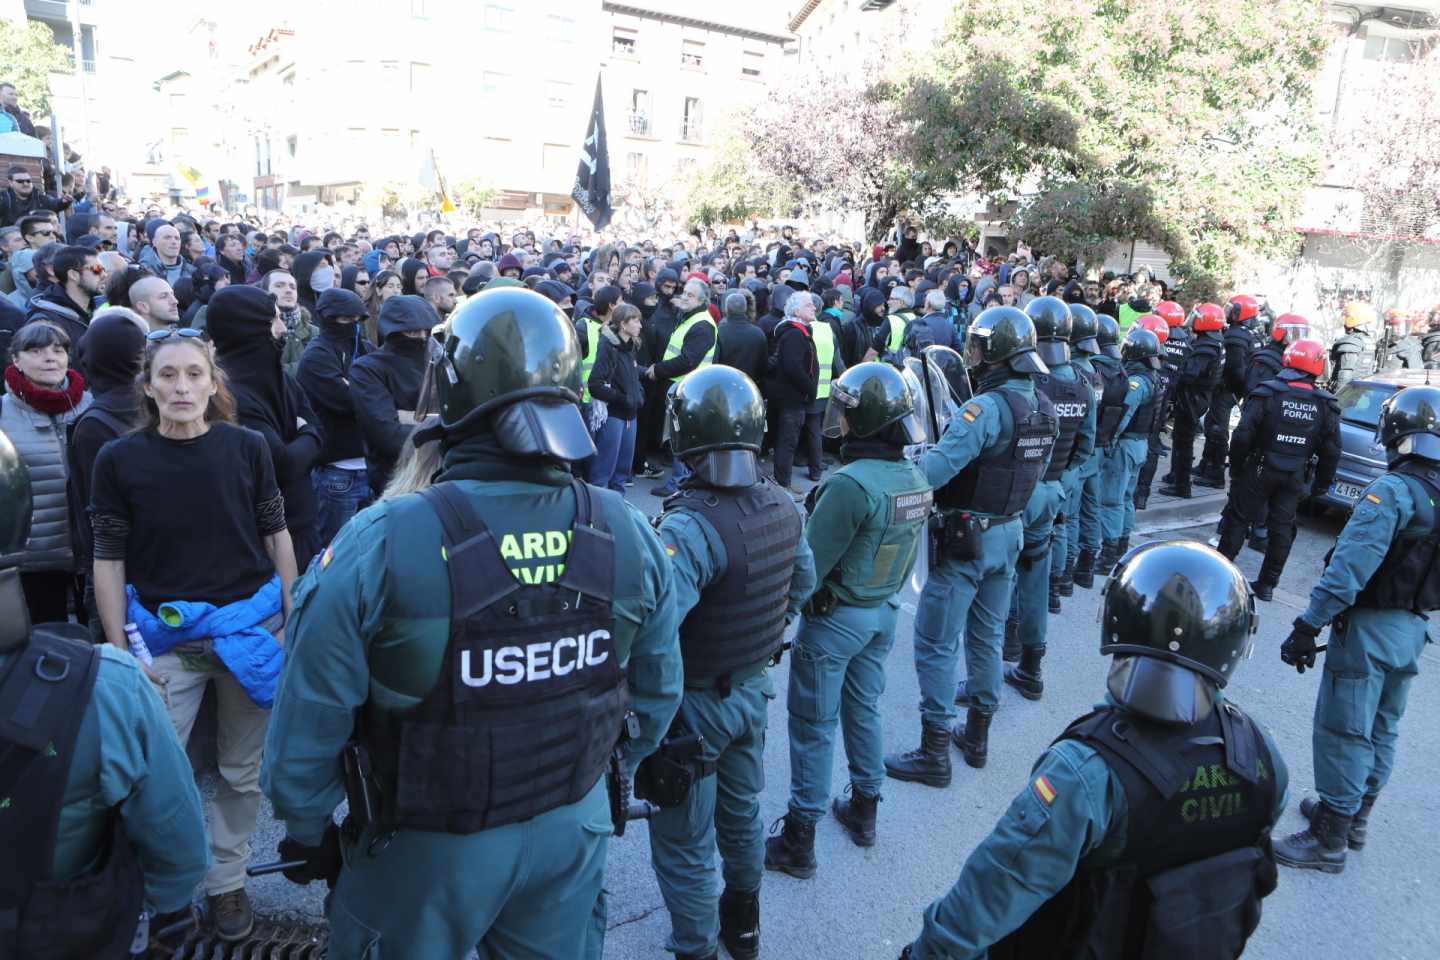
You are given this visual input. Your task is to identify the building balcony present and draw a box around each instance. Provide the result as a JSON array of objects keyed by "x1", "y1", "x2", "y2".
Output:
[
  {"x1": 679, "y1": 122, "x2": 703, "y2": 144},
  {"x1": 628, "y1": 113, "x2": 651, "y2": 136}
]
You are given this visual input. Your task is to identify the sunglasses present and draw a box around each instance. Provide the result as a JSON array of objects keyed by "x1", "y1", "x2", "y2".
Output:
[
  {"x1": 11, "y1": 178, "x2": 32, "y2": 186},
  {"x1": 146, "y1": 327, "x2": 204, "y2": 342},
  {"x1": 355, "y1": 279, "x2": 371, "y2": 286},
  {"x1": 30, "y1": 228, "x2": 54, "y2": 237},
  {"x1": 82, "y1": 263, "x2": 104, "y2": 275}
]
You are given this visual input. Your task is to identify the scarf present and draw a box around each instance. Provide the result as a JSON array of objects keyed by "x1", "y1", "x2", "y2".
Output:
[{"x1": 4, "y1": 365, "x2": 85, "y2": 415}]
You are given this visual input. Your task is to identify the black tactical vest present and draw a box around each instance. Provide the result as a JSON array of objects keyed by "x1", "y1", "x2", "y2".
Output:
[
  {"x1": 1354, "y1": 464, "x2": 1440, "y2": 613},
  {"x1": 1036, "y1": 368, "x2": 1092, "y2": 482},
  {"x1": 668, "y1": 478, "x2": 803, "y2": 685},
  {"x1": 1256, "y1": 378, "x2": 1329, "y2": 474},
  {"x1": 1093, "y1": 361, "x2": 1130, "y2": 447},
  {"x1": 990, "y1": 702, "x2": 1277, "y2": 960},
  {"x1": 1161, "y1": 328, "x2": 1192, "y2": 378},
  {"x1": 365, "y1": 480, "x2": 628, "y2": 834},
  {"x1": 1423, "y1": 332, "x2": 1440, "y2": 369},
  {"x1": 1185, "y1": 335, "x2": 1224, "y2": 388},
  {"x1": 1122, "y1": 369, "x2": 1162, "y2": 438},
  {"x1": 0, "y1": 626, "x2": 144, "y2": 960},
  {"x1": 1245, "y1": 344, "x2": 1283, "y2": 395},
  {"x1": 937, "y1": 386, "x2": 1057, "y2": 517},
  {"x1": 1223, "y1": 325, "x2": 1256, "y2": 394}
]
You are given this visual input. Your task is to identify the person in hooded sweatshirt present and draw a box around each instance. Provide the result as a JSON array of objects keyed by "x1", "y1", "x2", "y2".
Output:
[
  {"x1": 68, "y1": 308, "x2": 146, "y2": 637},
  {"x1": 763, "y1": 283, "x2": 793, "y2": 344},
  {"x1": 209, "y1": 284, "x2": 326, "y2": 571},
  {"x1": 349, "y1": 294, "x2": 436, "y2": 498},
  {"x1": 717, "y1": 290, "x2": 769, "y2": 388},
  {"x1": 637, "y1": 268, "x2": 682, "y2": 477},
  {"x1": 298, "y1": 288, "x2": 373, "y2": 544}
]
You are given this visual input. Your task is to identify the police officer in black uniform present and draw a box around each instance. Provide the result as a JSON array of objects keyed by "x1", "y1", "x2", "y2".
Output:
[
  {"x1": 1134, "y1": 302, "x2": 1189, "y2": 510},
  {"x1": 1198, "y1": 295, "x2": 1261, "y2": 489},
  {"x1": 0, "y1": 428, "x2": 209, "y2": 959},
  {"x1": 1421, "y1": 311, "x2": 1440, "y2": 369},
  {"x1": 898, "y1": 540, "x2": 1286, "y2": 960},
  {"x1": 648, "y1": 365, "x2": 814, "y2": 960},
  {"x1": 1328, "y1": 302, "x2": 1376, "y2": 391},
  {"x1": 1216, "y1": 339, "x2": 1341, "y2": 602},
  {"x1": 1160, "y1": 303, "x2": 1225, "y2": 499}
]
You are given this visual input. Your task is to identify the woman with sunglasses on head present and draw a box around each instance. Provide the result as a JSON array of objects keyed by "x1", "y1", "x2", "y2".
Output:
[
  {"x1": 364, "y1": 269, "x2": 401, "y2": 346},
  {"x1": 1, "y1": 320, "x2": 90, "y2": 624},
  {"x1": 90, "y1": 326, "x2": 296, "y2": 943},
  {"x1": 340, "y1": 265, "x2": 375, "y2": 342}
]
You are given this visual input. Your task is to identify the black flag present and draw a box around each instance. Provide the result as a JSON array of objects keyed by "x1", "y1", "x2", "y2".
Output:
[{"x1": 572, "y1": 75, "x2": 613, "y2": 231}]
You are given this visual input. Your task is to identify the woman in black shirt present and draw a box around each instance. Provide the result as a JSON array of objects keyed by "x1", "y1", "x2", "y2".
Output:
[{"x1": 89, "y1": 330, "x2": 296, "y2": 940}]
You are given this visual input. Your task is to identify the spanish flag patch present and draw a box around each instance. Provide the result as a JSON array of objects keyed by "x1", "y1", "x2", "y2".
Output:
[
  {"x1": 1365, "y1": 493, "x2": 1382, "y2": 505},
  {"x1": 320, "y1": 546, "x2": 334, "y2": 569},
  {"x1": 961, "y1": 401, "x2": 983, "y2": 423},
  {"x1": 1032, "y1": 774, "x2": 1057, "y2": 805},
  {"x1": 664, "y1": 542, "x2": 677, "y2": 557}
]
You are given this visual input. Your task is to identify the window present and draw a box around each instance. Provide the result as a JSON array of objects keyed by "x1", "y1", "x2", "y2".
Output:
[
  {"x1": 482, "y1": 72, "x2": 510, "y2": 99},
  {"x1": 410, "y1": 129, "x2": 421, "y2": 151},
  {"x1": 170, "y1": 127, "x2": 189, "y2": 142},
  {"x1": 485, "y1": 3, "x2": 515, "y2": 32},
  {"x1": 548, "y1": 13, "x2": 576, "y2": 44},
  {"x1": 286, "y1": 134, "x2": 298, "y2": 158},
  {"x1": 546, "y1": 80, "x2": 573, "y2": 111},
  {"x1": 742, "y1": 49, "x2": 764, "y2": 78},
  {"x1": 410, "y1": 61, "x2": 431, "y2": 93},
  {"x1": 681, "y1": 38, "x2": 705, "y2": 69},
  {"x1": 625, "y1": 151, "x2": 648, "y2": 185},
  {"x1": 255, "y1": 138, "x2": 263, "y2": 177},
  {"x1": 629, "y1": 88, "x2": 652, "y2": 135},
  {"x1": 347, "y1": 127, "x2": 367, "y2": 152},
  {"x1": 681, "y1": 97, "x2": 704, "y2": 142},
  {"x1": 675, "y1": 157, "x2": 698, "y2": 178},
  {"x1": 380, "y1": 60, "x2": 400, "y2": 84},
  {"x1": 411, "y1": 0, "x2": 427, "y2": 15},
  {"x1": 613, "y1": 25, "x2": 638, "y2": 57},
  {"x1": 1363, "y1": 33, "x2": 1424, "y2": 62}
]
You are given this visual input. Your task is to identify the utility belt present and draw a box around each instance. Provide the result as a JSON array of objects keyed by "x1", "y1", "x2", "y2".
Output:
[
  {"x1": 930, "y1": 508, "x2": 1011, "y2": 562},
  {"x1": 634, "y1": 718, "x2": 715, "y2": 810},
  {"x1": 683, "y1": 660, "x2": 769, "y2": 697}
]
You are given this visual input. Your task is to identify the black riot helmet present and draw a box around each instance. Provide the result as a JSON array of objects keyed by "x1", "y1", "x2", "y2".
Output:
[
  {"x1": 1068, "y1": 302, "x2": 1100, "y2": 355},
  {"x1": 822, "y1": 361, "x2": 926, "y2": 444},
  {"x1": 920, "y1": 345, "x2": 973, "y2": 405},
  {"x1": 1101, "y1": 541, "x2": 1257, "y2": 723},
  {"x1": 964, "y1": 306, "x2": 1049, "y2": 376},
  {"x1": 669, "y1": 365, "x2": 766, "y2": 488},
  {"x1": 0, "y1": 429, "x2": 33, "y2": 651},
  {"x1": 1121, "y1": 327, "x2": 1163, "y2": 370},
  {"x1": 428, "y1": 286, "x2": 595, "y2": 460},
  {"x1": 1378, "y1": 384, "x2": 1440, "y2": 465},
  {"x1": 1096, "y1": 313, "x2": 1122, "y2": 359},
  {"x1": 1025, "y1": 296, "x2": 1072, "y2": 367}
]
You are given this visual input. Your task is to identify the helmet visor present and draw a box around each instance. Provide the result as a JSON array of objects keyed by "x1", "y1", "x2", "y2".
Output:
[
  {"x1": 823, "y1": 380, "x2": 861, "y2": 439},
  {"x1": 1008, "y1": 349, "x2": 1050, "y2": 375}
]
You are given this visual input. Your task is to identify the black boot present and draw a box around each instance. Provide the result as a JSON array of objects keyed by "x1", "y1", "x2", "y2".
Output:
[
  {"x1": 763, "y1": 813, "x2": 817, "y2": 879},
  {"x1": 1158, "y1": 481, "x2": 1192, "y2": 499},
  {"x1": 1003, "y1": 646, "x2": 1045, "y2": 701},
  {"x1": 1117, "y1": 535, "x2": 1130, "y2": 557},
  {"x1": 884, "y1": 722, "x2": 953, "y2": 787},
  {"x1": 832, "y1": 787, "x2": 880, "y2": 848},
  {"x1": 1300, "y1": 794, "x2": 1377, "y2": 850},
  {"x1": 951, "y1": 708, "x2": 991, "y2": 769},
  {"x1": 1072, "y1": 550, "x2": 1096, "y2": 589},
  {"x1": 1194, "y1": 465, "x2": 1226, "y2": 489},
  {"x1": 1247, "y1": 530, "x2": 1270, "y2": 553},
  {"x1": 719, "y1": 887, "x2": 760, "y2": 960},
  {"x1": 1133, "y1": 488, "x2": 1149, "y2": 511},
  {"x1": 1047, "y1": 575, "x2": 1062, "y2": 613},
  {"x1": 953, "y1": 680, "x2": 984, "y2": 707},
  {"x1": 1274, "y1": 801, "x2": 1351, "y2": 874},
  {"x1": 1002, "y1": 616, "x2": 1020, "y2": 662},
  {"x1": 1097, "y1": 539, "x2": 1119, "y2": 575},
  {"x1": 1250, "y1": 579, "x2": 1274, "y2": 602},
  {"x1": 1058, "y1": 557, "x2": 1075, "y2": 596}
]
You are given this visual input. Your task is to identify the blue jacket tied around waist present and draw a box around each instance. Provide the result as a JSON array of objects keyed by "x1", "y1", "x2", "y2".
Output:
[{"x1": 125, "y1": 575, "x2": 285, "y2": 707}]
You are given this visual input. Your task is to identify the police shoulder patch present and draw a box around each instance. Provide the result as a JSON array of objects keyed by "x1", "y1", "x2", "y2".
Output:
[
  {"x1": 1128, "y1": 379, "x2": 1140, "y2": 390},
  {"x1": 1032, "y1": 774, "x2": 1058, "y2": 805},
  {"x1": 961, "y1": 401, "x2": 984, "y2": 423},
  {"x1": 320, "y1": 546, "x2": 334, "y2": 569},
  {"x1": 1365, "y1": 493, "x2": 1383, "y2": 505}
]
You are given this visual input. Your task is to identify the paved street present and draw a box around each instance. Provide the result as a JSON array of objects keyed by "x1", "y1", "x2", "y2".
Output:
[{"x1": 237, "y1": 471, "x2": 1439, "y2": 959}]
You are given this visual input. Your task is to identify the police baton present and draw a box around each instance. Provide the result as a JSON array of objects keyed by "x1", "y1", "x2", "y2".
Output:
[{"x1": 246, "y1": 859, "x2": 308, "y2": 877}]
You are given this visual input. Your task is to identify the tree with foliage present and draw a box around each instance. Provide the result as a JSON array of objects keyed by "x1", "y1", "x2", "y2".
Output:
[
  {"x1": 679, "y1": 125, "x2": 797, "y2": 229},
  {"x1": 0, "y1": 19, "x2": 72, "y2": 118},
  {"x1": 893, "y1": 0, "x2": 1330, "y2": 298},
  {"x1": 452, "y1": 177, "x2": 498, "y2": 219}
]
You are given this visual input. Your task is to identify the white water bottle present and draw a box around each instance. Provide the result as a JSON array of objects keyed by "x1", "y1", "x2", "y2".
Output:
[{"x1": 123, "y1": 623, "x2": 154, "y2": 666}]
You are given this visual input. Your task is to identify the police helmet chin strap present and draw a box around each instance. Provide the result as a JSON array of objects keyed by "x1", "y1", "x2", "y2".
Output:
[{"x1": 0, "y1": 568, "x2": 31, "y2": 652}]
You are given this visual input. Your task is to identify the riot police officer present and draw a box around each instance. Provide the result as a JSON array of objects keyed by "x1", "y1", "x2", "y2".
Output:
[
  {"x1": 898, "y1": 541, "x2": 1286, "y2": 960},
  {"x1": 0, "y1": 428, "x2": 208, "y2": 958},
  {"x1": 1420, "y1": 310, "x2": 1440, "y2": 369},
  {"x1": 990, "y1": 297, "x2": 1094, "y2": 698},
  {"x1": 1133, "y1": 300, "x2": 1189, "y2": 510},
  {"x1": 1276, "y1": 385, "x2": 1440, "y2": 872},
  {"x1": 1216, "y1": 339, "x2": 1340, "y2": 602},
  {"x1": 261, "y1": 287, "x2": 684, "y2": 958},
  {"x1": 647, "y1": 365, "x2": 814, "y2": 960},
  {"x1": 1245, "y1": 313, "x2": 1310, "y2": 394},
  {"x1": 1327, "y1": 301, "x2": 1376, "y2": 392},
  {"x1": 885, "y1": 307, "x2": 1056, "y2": 783},
  {"x1": 767, "y1": 362, "x2": 931, "y2": 876},
  {"x1": 1160, "y1": 302, "x2": 1225, "y2": 499},
  {"x1": 1376, "y1": 309, "x2": 1423, "y2": 372},
  {"x1": 1129, "y1": 314, "x2": 1171, "y2": 512},
  {"x1": 1068, "y1": 309, "x2": 1115, "y2": 589},
  {"x1": 1198, "y1": 294, "x2": 1261, "y2": 488},
  {"x1": 1097, "y1": 328, "x2": 1163, "y2": 570}
]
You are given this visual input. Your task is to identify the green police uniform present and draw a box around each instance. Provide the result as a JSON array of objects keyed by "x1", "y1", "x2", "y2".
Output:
[
  {"x1": 1098, "y1": 364, "x2": 1156, "y2": 546},
  {"x1": 647, "y1": 500, "x2": 815, "y2": 959}
]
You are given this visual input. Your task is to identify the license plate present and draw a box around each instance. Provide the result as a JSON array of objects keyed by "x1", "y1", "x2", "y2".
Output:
[{"x1": 1330, "y1": 481, "x2": 1364, "y2": 502}]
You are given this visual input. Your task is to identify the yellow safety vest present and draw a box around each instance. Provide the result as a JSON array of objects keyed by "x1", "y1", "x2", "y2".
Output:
[
  {"x1": 888, "y1": 312, "x2": 913, "y2": 354},
  {"x1": 663, "y1": 312, "x2": 717, "y2": 380},
  {"x1": 813, "y1": 320, "x2": 836, "y2": 400},
  {"x1": 580, "y1": 318, "x2": 602, "y2": 402}
]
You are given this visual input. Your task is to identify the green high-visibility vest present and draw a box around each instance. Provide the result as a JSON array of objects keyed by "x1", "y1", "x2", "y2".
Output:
[
  {"x1": 580, "y1": 318, "x2": 602, "y2": 402},
  {"x1": 1117, "y1": 303, "x2": 1141, "y2": 338},
  {"x1": 888, "y1": 312, "x2": 913, "y2": 354},
  {"x1": 663, "y1": 312, "x2": 716, "y2": 380},
  {"x1": 813, "y1": 320, "x2": 836, "y2": 400}
]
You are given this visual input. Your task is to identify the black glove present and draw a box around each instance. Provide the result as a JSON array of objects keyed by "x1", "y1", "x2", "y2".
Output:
[
  {"x1": 1280, "y1": 618, "x2": 1322, "y2": 674},
  {"x1": 899, "y1": 946, "x2": 913, "y2": 960},
  {"x1": 277, "y1": 822, "x2": 343, "y2": 888}
]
